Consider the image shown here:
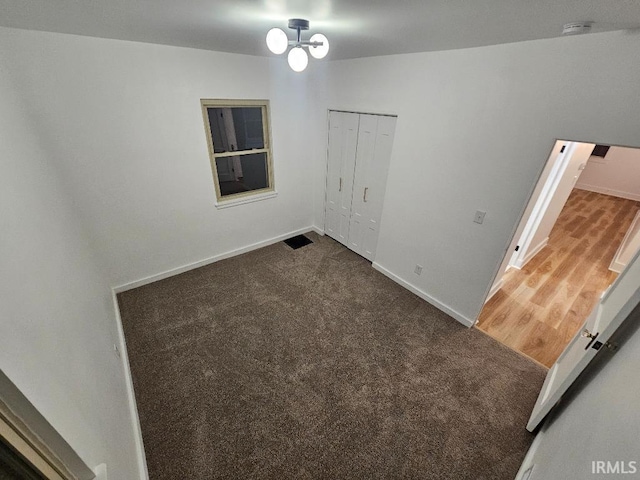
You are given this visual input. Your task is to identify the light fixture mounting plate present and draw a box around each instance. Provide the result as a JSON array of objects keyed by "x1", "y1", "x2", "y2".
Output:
[
  {"x1": 562, "y1": 22, "x2": 592, "y2": 35},
  {"x1": 288, "y1": 19, "x2": 310, "y2": 30}
]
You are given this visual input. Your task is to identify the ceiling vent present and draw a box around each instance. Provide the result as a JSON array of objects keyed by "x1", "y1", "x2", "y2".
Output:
[{"x1": 562, "y1": 22, "x2": 593, "y2": 36}]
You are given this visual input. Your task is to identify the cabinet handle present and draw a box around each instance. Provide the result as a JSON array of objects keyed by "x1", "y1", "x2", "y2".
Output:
[
  {"x1": 363, "y1": 187, "x2": 369, "y2": 202},
  {"x1": 339, "y1": 177, "x2": 342, "y2": 192}
]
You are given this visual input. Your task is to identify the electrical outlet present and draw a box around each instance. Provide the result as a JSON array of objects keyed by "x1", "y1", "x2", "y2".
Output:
[
  {"x1": 414, "y1": 265, "x2": 423, "y2": 275},
  {"x1": 113, "y1": 344, "x2": 121, "y2": 359},
  {"x1": 474, "y1": 210, "x2": 486, "y2": 224}
]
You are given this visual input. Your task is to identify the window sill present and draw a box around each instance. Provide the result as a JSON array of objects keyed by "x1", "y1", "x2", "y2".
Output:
[{"x1": 214, "y1": 190, "x2": 278, "y2": 209}]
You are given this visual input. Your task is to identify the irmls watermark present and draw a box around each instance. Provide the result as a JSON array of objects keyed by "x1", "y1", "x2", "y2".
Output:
[{"x1": 592, "y1": 461, "x2": 638, "y2": 475}]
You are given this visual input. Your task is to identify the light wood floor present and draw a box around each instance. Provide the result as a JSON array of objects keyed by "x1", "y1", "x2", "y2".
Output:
[{"x1": 476, "y1": 189, "x2": 640, "y2": 367}]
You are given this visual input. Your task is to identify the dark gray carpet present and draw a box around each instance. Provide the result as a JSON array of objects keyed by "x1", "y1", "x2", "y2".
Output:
[{"x1": 118, "y1": 232, "x2": 546, "y2": 480}]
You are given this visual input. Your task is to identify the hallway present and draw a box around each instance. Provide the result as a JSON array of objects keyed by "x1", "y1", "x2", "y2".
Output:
[{"x1": 477, "y1": 189, "x2": 640, "y2": 367}]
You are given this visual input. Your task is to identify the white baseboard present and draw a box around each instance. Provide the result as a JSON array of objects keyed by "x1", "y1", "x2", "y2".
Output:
[
  {"x1": 111, "y1": 291, "x2": 150, "y2": 480},
  {"x1": 514, "y1": 425, "x2": 545, "y2": 480},
  {"x1": 514, "y1": 237, "x2": 549, "y2": 270},
  {"x1": 311, "y1": 225, "x2": 325, "y2": 236},
  {"x1": 575, "y1": 184, "x2": 640, "y2": 202},
  {"x1": 609, "y1": 260, "x2": 625, "y2": 274},
  {"x1": 485, "y1": 278, "x2": 504, "y2": 304},
  {"x1": 113, "y1": 226, "x2": 317, "y2": 293},
  {"x1": 371, "y1": 262, "x2": 474, "y2": 327},
  {"x1": 93, "y1": 464, "x2": 108, "y2": 480}
]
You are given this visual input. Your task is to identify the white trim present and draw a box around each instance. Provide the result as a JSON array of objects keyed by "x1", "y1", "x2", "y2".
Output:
[
  {"x1": 372, "y1": 262, "x2": 474, "y2": 327},
  {"x1": 93, "y1": 464, "x2": 108, "y2": 480},
  {"x1": 610, "y1": 261, "x2": 625, "y2": 274},
  {"x1": 113, "y1": 226, "x2": 316, "y2": 293},
  {"x1": 311, "y1": 225, "x2": 325, "y2": 236},
  {"x1": 574, "y1": 184, "x2": 640, "y2": 202},
  {"x1": 515, "y1": 426, "x2": 544, "y2": 480},
  {"x1": 0, "y1": 371, "x2": 95, "y2": 480},
  {"x1": 609, "y1": 210, "x2": 640, "y2": 273},
  {"x1": 485, "y1": 278, "x2": 504, "y2": 303},
  {"x1": 509, "y1": 142, "x2": 575, "y2": 270},
  {"x1": 513, "y1": 237, "x2": 549, "y2": 270},
  {"x1": 0, "y1": 419, "x2": 65, "y2": 480},
  {"x1": 214, "y1": 190, "x2": 278, "y2": 209},
  {"x1": 111, "y1": 292, "x2": 149, "y2": 480},
  {"x1": 328, "y1": 108, "x2": 398, "y2": 118}
]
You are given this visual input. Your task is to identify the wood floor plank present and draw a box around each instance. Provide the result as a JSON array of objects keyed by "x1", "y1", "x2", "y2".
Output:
[
  {"x1": 529, "y1": 238, "x2": 589, "y2": 306},
  {"x1": 476, "y1": 188, "x2": 640, "y2": 367},
  {"x1": 569, "y1": 208, "x2": 605, "y2": 239},
  {"x1": 516, "y1": 320, "x2": 566, "y2": 367}
]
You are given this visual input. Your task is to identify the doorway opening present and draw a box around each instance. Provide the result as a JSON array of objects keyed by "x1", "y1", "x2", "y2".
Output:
[{"x1": 476, "y1": 140, "x2": 640, "y2": 367}]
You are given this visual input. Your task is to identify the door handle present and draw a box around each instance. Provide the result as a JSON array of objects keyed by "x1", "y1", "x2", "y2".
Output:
[
  {"x1": 583, "y1": 329, "x2": 618, "y2": 352},
  {"x1": 581, "y1": 329, "x2": 596, "y2": 339},
  {"x1": 582, "y1": 329, "x2": 599, "y2": 350},
  {"x1": 339, "y1": 177, "x2": 342, "y2": 192},
  {"x1": 363, "y1": 187, "x2": 369, "y2": 202}
]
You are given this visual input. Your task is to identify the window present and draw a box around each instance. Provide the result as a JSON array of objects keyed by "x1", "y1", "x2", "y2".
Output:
[{"x1": 201, "y1": 99, "x2": 275, "y2": 205}]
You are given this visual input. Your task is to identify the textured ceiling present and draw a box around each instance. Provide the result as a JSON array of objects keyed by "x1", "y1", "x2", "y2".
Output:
[{"x1": 1, "y1": 0, "x2": 639, "y2": 60}]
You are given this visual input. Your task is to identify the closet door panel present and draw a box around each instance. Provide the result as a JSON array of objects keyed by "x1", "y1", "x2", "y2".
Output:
[
  {"x1": 325, "y1": 111, "x2": 359, "y2": 246},
  {"x1": 348, "y1": 115, "x2": 397, "y2": 261},
  {"x1": 348, "y1": 115, "x2": 377, "y2": 257},
  {"x1": 362, "y1": 115, "x2": 397, "y2": 259},
  {"x1": 324, "y1": 111, "x2": 342, "y2": 239}
]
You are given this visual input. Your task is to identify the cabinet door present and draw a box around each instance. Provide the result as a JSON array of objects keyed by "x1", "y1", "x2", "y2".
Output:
[
  {"x1": 348, "y1": 115, "x2": 397, "y2": 261},
  {"x1": 325, "y1": 111, "x2": 359, "y2": 246}
]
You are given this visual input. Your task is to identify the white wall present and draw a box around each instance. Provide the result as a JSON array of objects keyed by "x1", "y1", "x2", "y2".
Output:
[
  {"x1": 577, "y1": 146, "x2": 640, "y2": 201},
  {"x1": 0, "y1": 51, "x2": 139, "y2": 478},
  {"x1": 320, "y1": 30, "x2": 640, "y2": 324},
  {"x1": 0, "y1": 27, "x2": 318, "y2": 289},
  {"x1": 0, "y1": 26, "x2": 328, "y2": 479}
]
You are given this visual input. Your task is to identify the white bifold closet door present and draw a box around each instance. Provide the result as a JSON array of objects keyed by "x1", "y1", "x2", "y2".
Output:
[
  {"x1": 325, "y1": 112, "x2": 359, "y2": 245},
  {"x1": 325, "y1": 110, "x2": 397, "y2": 261}
]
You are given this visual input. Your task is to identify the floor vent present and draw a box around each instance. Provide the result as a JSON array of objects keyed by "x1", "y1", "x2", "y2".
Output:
[{"x1": 284, "y1": 234, "x2": 313, "y2": 250}]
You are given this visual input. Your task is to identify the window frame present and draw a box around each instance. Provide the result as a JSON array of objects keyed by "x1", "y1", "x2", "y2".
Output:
[{"x1": 200, "y1": 99, "x2": 276, "y2": 206}]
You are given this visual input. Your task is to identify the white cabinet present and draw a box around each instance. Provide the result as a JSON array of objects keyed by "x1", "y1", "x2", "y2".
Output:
[{"x1": 324, "y1": 111, "x2": 397, "y2": 261}]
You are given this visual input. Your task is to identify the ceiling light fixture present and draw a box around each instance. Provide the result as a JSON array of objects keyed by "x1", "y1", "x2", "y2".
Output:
[{"x1": 266, "y1": 19, "x2": 329, "y2": 72}]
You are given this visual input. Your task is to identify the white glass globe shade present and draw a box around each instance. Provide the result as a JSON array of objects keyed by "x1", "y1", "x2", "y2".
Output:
[
  {"x1": 288, "y1": 48, "x2": 309, "y2": 72},
  {"x1": 309, "y1": 33, "x2": 329, "y2": 59},
  {"x1": 266, "y1": 28, "x2": 287, "y2": 54}
]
